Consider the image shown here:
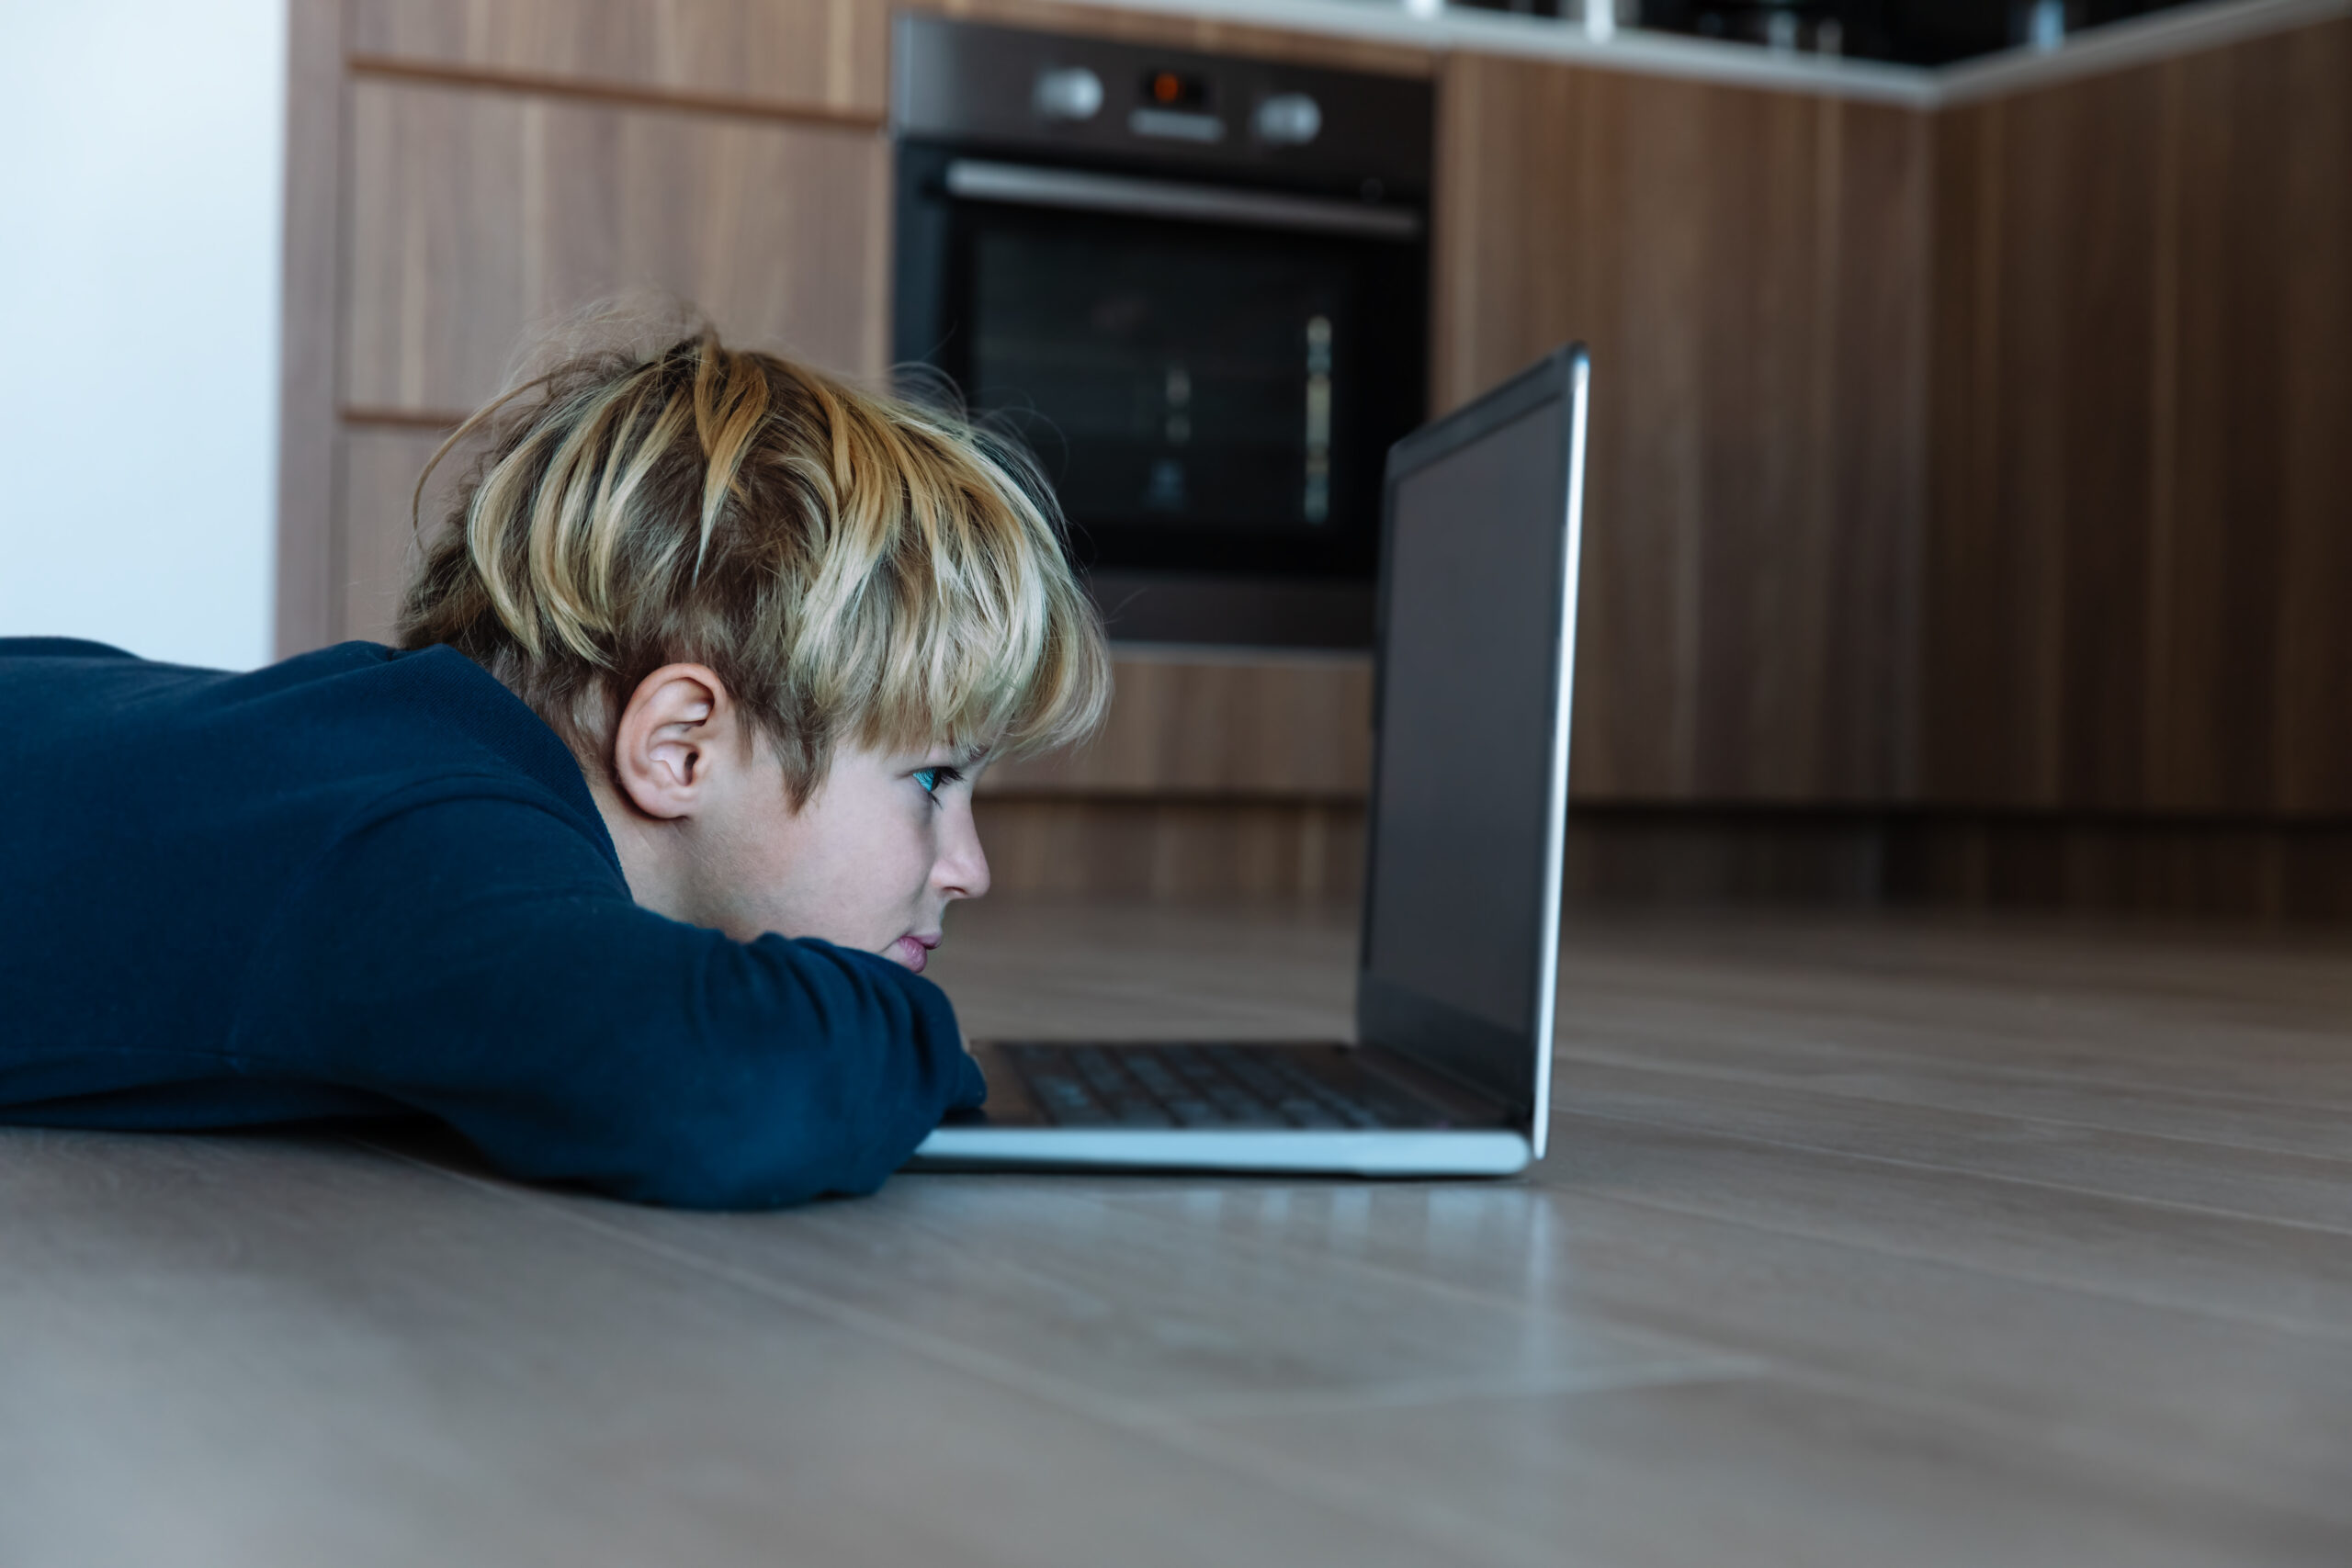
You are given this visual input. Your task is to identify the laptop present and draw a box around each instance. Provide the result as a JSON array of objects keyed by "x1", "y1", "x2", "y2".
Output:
[{"x1": 911, "y1": 343, "x2": 1590, "y2": 1177}]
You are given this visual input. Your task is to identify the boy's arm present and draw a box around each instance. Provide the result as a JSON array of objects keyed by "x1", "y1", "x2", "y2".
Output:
[{"x1": 231, "y1": 790, "x2": 985, "y2": 1208}]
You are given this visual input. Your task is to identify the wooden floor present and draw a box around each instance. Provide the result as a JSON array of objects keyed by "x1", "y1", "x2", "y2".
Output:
[{"x1": 7, "y1": 901, "x2": 2352, "y2": 1567}]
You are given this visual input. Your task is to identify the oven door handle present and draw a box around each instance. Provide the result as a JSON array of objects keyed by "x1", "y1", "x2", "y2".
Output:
[{"x1": 942, "y1": 159, "x2": 1422, "y2": 242}]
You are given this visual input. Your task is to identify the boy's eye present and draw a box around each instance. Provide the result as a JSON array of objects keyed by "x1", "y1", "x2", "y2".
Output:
[{"x1": 913, "y1": 768, "x2": 940, "y2": 795}]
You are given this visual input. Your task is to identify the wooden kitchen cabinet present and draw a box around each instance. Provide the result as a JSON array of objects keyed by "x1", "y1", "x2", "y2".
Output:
[
  {"x1": 342, "y1": 77, "x2": 890, "y2": 420},
  {"x1": 298, "y1": 0, "x2": 1405, "y2": 652},
  {"x1": 973, "y1": 648, "x2": 1375, "y2": 899},
  {"x1": 982, "y1": 650, "x2": 1374, "y2": 801},
  {"x1": 298, "y1": 0, "x2": 1418, "y2": 903},
  {"x1": 334, "y1": 425, "x2": 449, "y2": 645},
  {"x1": 322, "y1": 53, "x2": 893, "y2": 647},
  {"x1": 1433, "y1": 51, "x2": 1930, "y2": 808},
  {"x1": 292, "y1": 0, "x2": 900, "y2": 650},
  {"x1": 344, "y1": 0, "x2": 891, "y2": 121},
  {"x1": 1925, "y1": 17, "x2": 2352, "y2": 817},
  {"x1": 280, "y1": 0, "x2": 2352, "y2": 909}
]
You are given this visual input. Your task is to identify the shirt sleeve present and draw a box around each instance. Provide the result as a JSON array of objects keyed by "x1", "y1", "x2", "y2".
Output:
[{"x1": 227, "y1": 787, "x2": 987, "y2": 1209}]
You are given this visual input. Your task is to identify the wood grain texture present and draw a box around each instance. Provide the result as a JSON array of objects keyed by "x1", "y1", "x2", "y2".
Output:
[
  {"x1": 273, "y1": 0, "x2": 345, "y2": 658},
  {"x1": 1925, "y1": 74, "x2": 2164, "y2": 807},
  {"x1": 342, "y1": 77, "x2": 891, "y2": 416},
  {"x1": 0, "y1": 1130, "x2": 1442, "y2": 1568},
  {"x1": 334, "y1": 426, "x2": 459, "y2": 645},
  {"x1": 1922, "y1": 18, "x2": 2352, "y2": 815},
  {"x1": 2267, "y1": 21, "x2": 2352, "y2": 815},
  {"x1": 971, "y1": 794, "x2": 2352, "y2": 920},
  {"x1": 982, "y1": 651, "x2": 1374, "y2": 800},
  {"x1": 1551, "y1": 805, "x2": 2352, "y2": 923},
  {"x1": 1882, "y1": 813, "x2": 2352, "y2": 922},
  {"x1": 972, "y1": 649, "x2": 1374, "y2": 901},
  {"x1": 345, "y1": 0, "x2": 888, "y2": 120},
  {"x1": 1433, "y1": 53, "x2": 1929, "y2": 807},
  {"x1": 277, "y1": 3, "x2": 2352, "y2": 913},
  {"x1": 2165, "y1": 19, "x2": 2352, "y2": 815},
  {"x1": 974, "y1": 797, "x2": 1366, "y2": 899},
  {"x1": 18, "y1": 906, "x2": 2352, "y2": 1564},
  {"x1": 1561, "y1": 807, "x2": 1892, "y2": 906}
]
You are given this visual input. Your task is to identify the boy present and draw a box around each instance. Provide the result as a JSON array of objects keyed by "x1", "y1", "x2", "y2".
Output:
[{"x1": 0, "y1": 327, "x2": 1110, "y2": 1208}]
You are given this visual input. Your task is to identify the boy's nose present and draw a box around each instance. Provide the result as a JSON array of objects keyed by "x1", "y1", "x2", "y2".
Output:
[{"x1": 934, "y1": 803, "x2": 991, "y2": 902}]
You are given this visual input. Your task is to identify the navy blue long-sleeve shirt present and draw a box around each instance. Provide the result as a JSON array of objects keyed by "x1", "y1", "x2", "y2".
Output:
[{"x1": 0, "y1": 637, "x2": 985, "y2": 1208}]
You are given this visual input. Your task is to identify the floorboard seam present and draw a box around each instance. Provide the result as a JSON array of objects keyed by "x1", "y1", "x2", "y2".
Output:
[
  {"x1": 1127, "y1": 1358, "x2": 1765, "y2": 1425},
  {"x1": 1550, "y1": 1105, "x2": 2352, "y2": 1238},
  {"x1": 1760, "y1": 1361, "x2": 2352, "y2": 1533},
  {"x1": 1549, "y1": 1173, "x2": 2352, "y2": 1345},
  {"x1": 351, "y1": 1138, "x2": 1612, "y2": 1568},
  {"x1": 1560, "y1": 1017, "x2": 2352, "y2": 1116},
  {"x1": 1041, "y1": 1177, "x2": 2352, "y2": 1534},
  {"x1": 1551, "y1": 1047, "x2": 2352, "y2": 1164},
  {"x1": 1031, "y1": 1183, "x2": 1749, "y2": 1369}
]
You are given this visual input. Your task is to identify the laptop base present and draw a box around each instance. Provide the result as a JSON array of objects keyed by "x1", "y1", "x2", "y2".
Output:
[
  {"x1": 906, "y1": 1040, "x2": 1530, "y2": 1176},
  {"x1": 907, "y1": 1124, "x2": 1532, "y2": 1176}
]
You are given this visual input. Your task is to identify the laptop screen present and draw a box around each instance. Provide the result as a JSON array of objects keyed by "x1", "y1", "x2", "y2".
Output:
[{"x1": 1358, "y1": 348, "x2": 1585, "y2": 1134}]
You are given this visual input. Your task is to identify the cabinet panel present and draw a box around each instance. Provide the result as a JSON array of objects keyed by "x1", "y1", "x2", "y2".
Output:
[
  {"x1": 1924, "y1": 75, "x2": 2165, "y2": 810},
  {"x1": 343, "y1": 78, "x2": 889, "y2": 416},
  {"x1": 335, "y1": 426, "x2": 458, "y2": 646},
  {"x1": 346, "y1": 0, "x2": 888, "y2": 119},
  {"x1": 981, "y1": 653, "x2": 1374, "y2": 801},
  {"x1": 1923, "y1": 18, "x2": 2352, "y2": 814},
  {"x1": 1433, "y1": 54, "x2": 1928, "y2": 806},
  {"x1": 2166, "y1": 20, "x2": 2352, "y2": 815},
  {"x1": 973, "y1": 799, "x2": 1365, "y2": 900}
]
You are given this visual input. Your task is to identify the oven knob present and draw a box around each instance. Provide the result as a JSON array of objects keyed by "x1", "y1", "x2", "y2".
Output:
[
  {"x1": 1034, "y1": 66, "x2": 1104, "y2": 123},
  {"x1": 1253, "y1": 93, "x2": 1323, "y2": 146}
]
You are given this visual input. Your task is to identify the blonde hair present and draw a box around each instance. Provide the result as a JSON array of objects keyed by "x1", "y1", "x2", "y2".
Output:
[{"x1": 397, "y1": 324, "x2": 1110, "y2": 803}]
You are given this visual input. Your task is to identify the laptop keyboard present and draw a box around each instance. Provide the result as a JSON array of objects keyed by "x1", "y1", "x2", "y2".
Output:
[{"x1": 1001, "y1": 1043, "x2": 1453, "y2": 1131}]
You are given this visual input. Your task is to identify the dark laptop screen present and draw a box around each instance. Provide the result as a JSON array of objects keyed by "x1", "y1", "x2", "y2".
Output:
[{"x1": 1359, "y1": 352, "x2": 1583, "y2": 1120}]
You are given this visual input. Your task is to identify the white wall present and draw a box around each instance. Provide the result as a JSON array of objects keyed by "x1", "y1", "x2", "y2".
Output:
[{"x1": 0, "y1": 0, "x2": 288, "y2": 670}]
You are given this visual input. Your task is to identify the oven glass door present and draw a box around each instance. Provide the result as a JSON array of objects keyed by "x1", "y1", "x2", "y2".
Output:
[{"x1": 906, "y1": 152, "x2": 1427, "y2": 582}]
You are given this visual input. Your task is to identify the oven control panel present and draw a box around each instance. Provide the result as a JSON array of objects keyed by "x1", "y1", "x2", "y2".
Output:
[{"x1": 892, "y1": 15, "x2": 1432, "y2": 196}]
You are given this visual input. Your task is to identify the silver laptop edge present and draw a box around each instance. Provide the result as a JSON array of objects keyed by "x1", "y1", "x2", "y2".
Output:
[
  {"x1": 908, "y1": 1125, "x2": 1532, "y2": 1175},
  {"x1": 1528, "y1": 348, "x2": 1589, "y2": 1161},
  {"x1": 913, "y1": 344, "x2": 1590, "y2": 1177}
]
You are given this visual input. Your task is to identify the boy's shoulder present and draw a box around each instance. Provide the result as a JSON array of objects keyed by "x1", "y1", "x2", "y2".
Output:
[
  {"x1": 3, "y1": 637, "x2": 602, "y2": 850},
  {"x1": 0, "y1": 636, "x2": 139, "y2": 661}
]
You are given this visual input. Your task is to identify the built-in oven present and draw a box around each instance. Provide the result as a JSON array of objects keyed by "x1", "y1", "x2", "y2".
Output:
[{"x1": 891, "y1": 17, "x2": 1433, "y2": 648}]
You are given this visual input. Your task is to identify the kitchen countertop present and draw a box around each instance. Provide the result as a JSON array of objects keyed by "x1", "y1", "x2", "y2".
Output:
[{"x1": 1053, "y1": 0, "x2": 2349, "y2": 105}]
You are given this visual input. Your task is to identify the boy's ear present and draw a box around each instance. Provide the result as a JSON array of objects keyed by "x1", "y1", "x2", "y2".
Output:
[{"x1": 610, "y1": 663, "x2": 736, "y2": 820}]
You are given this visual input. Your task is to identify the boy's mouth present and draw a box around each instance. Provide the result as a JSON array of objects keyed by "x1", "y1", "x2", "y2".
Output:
[{"x1": 891, "y1": 932, "x2": 940, "y2": 974}]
